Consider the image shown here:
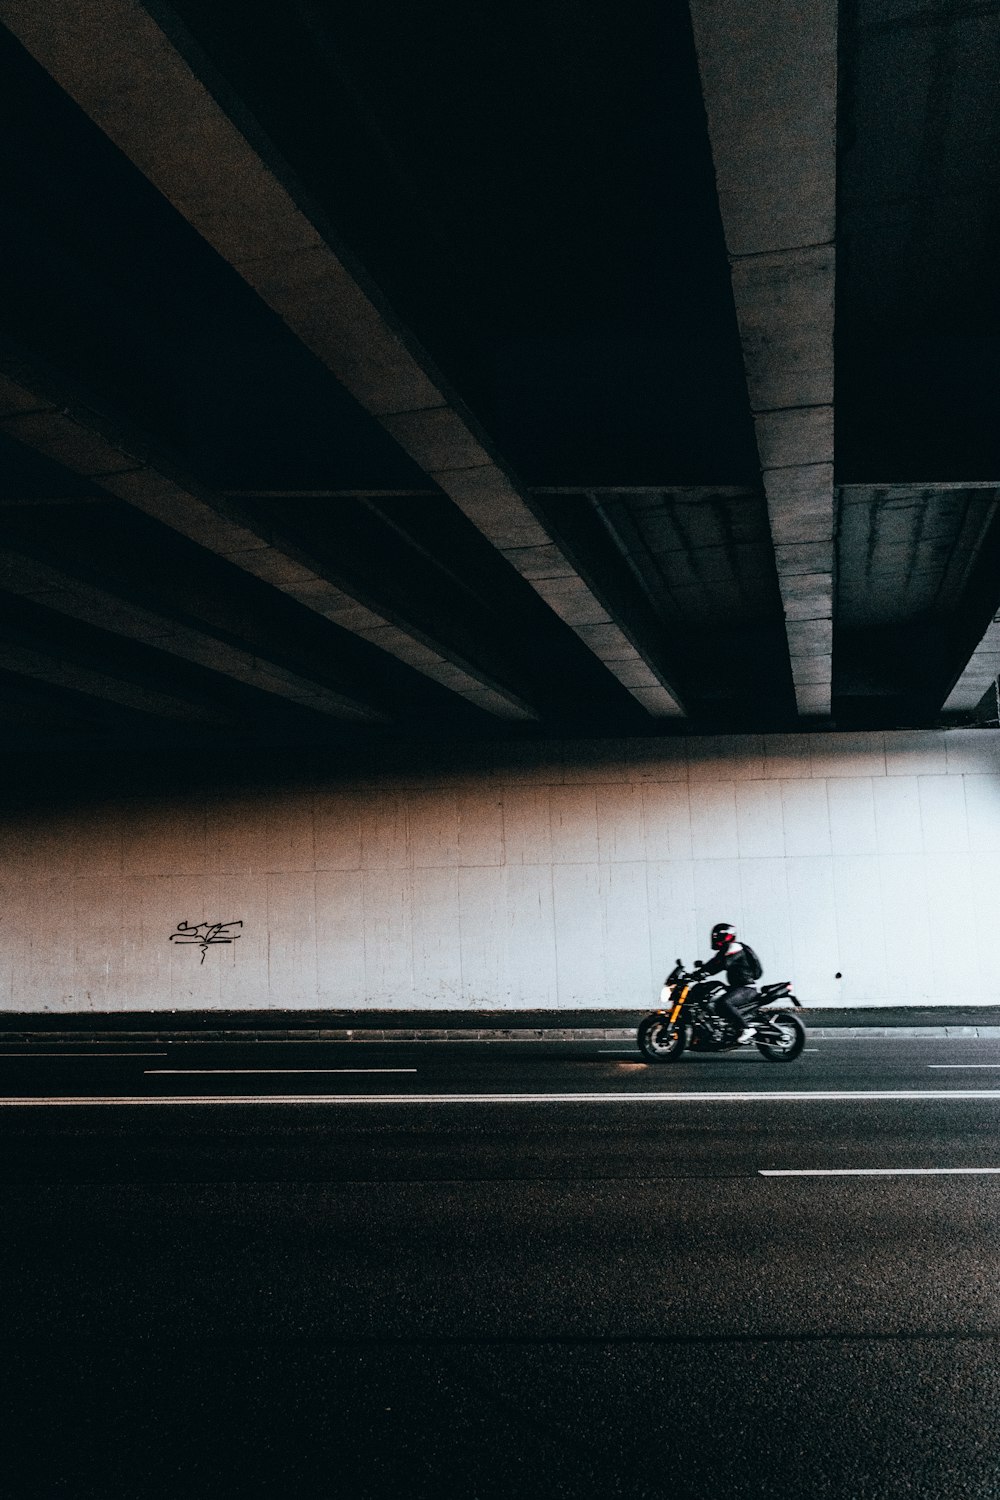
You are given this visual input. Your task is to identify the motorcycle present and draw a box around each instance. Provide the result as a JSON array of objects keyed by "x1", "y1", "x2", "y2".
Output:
[{"x1": 637, "y1": 959, "x2": 805, "y2": 1063}]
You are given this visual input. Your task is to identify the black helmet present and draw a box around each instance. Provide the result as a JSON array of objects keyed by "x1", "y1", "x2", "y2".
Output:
[{"x1": 711, "y1": 922, "x2": 736, "y2": 951}]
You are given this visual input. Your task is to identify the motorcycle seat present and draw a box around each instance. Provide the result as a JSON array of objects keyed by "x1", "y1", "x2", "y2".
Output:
[{"x1": 760, "y1": 981, "x2": 791, "y2": 996}]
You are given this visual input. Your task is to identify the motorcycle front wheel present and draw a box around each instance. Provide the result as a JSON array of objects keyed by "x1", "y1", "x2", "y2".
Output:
[
  {"x1": 755, "y1": 1011, "x2": 805, "y2": 1062},
  {"x1": 637, "y1": 1016, "x2": 686, "y2": 1063}
]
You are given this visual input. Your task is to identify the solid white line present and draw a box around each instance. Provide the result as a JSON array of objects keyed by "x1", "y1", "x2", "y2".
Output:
[
  {"x1": 3, "y1": 1088, "x2": 1000, "y2": 1107},
  {"x1": 760, "y1": 1167, "x2": 1000, "y2": 1177},
  {"x1": 928, "y1": 1065, "x2": 1000, "y2": 1070},
  {"x1": 0, "y1": 1051, "x2": 168, "y2": 1058},
  {"x1": 143, "y1": 1068, "x2": 417, "y2": 1076}
]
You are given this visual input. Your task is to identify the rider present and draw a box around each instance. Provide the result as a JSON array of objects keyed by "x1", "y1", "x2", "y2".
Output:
[{"x1": 696, "y1": 922, "x2": 760, "y2": 1045}]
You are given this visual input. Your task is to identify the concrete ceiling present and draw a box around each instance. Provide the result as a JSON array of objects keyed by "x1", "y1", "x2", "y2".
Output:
[{"x1": 0, "y1": 0, "x2": 997, "y2": 751}]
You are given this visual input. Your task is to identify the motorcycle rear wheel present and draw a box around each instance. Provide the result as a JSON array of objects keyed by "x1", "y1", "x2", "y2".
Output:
[
  {"x1": 755, "y1": 1011, "x2": 805, "y2": 1062},
  {"x1": 637, "y1": 1016, "x2": 686, "y2": 1063}
]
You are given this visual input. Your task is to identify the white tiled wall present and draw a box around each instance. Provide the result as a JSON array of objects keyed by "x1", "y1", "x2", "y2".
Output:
[{"x1": 2, "y1": 728, "x2": 999, "y2": 1010}]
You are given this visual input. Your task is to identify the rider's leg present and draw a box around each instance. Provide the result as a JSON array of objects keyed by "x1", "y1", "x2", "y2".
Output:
[{"x1": 718, "y1": 985, "x2": 758, "y2": 1043}]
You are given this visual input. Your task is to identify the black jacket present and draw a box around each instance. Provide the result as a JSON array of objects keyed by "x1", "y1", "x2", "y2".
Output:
[{"x1": 701, "y1": 939, "x2": 757, "y2": 989}]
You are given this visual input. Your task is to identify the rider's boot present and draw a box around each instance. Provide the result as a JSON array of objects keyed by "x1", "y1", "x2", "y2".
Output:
[{"x1": 735, "y1": 1025, "x2": 757, "y2": 1045}]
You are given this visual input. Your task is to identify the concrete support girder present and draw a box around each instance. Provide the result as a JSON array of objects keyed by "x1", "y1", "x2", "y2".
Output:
[
  {"x1": 0, "y1": 367, "x2": 536, "y2": 722},
  {"x1": 689, "y1": 0, "x2": 837, "y2": 718},
  {"x1": 945, "y1": 621, "x2": 1000, "y2": 714},
  {"x1": 0, "y1": 0, "x2": 685, "y2": 720},
  {"x1": 0, "y1": 543, "x2": 384, "y2": 724},
  {"x1": 0, "y1": 638, "x2": 234, "y2": 725}
]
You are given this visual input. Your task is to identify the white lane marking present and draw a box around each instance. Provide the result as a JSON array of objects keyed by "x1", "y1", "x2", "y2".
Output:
[
  {"x1": 760, "y1": 1167, "x2": 1000, "y2": 1176},
  {"x1": 143, "y1": 1068, "x2": 417, "y2": 1076},
  {"x1": 928, "y1": 1065, "x2": 1000, "y2": 1070},
  {"x1": 0, "y1": 1051, "x2": 168, "y2": 1058},
  {"x1": 3, "y1": 1088, "x2": 1000, "y2": 1107}
]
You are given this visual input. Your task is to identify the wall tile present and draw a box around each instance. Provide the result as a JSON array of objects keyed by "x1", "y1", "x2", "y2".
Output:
[
  {"x1": 502, "y1": 786, "x2": 553, "y2": 866},
  {"x1": 693, "y1": 860, "x2": 743, "y2": 958},
  {"x1": 260, "y1": 790, "x2": 316, "y2": 873},
  {"x1": 627, "y1": 737, "x2": 689, "y2": 783},
  {"x1": 596, "y1": 785, "x2": 645, "y2": 863},
  {"x1": 72, "y1": 801, "x2": 127, "y2": 878},
  {"x1": 642, "y1": 783, "x2": 692, "y2": 861},
  {"x1": 945, "y1": 729, "x2": 1000, "y2": 777},
  {"x1": 878, "y1": 856, "x2": 932, "y2": 1003},
  {"x1": 552, "y1": 863, "x2": 604, "y2": 1005},
  {"x1": 969, "y1": 853, "x2": 1000, "y2": 997},
  {"x1": 411, "y1": 868, "x2": 463, "y2": 1005},
  {"x1": 266, "y1": 872, "x2": 317, "y2": 1007},
  {"x1": 963, "y1": 775, "x2": 1000, "y2": 854},
  {"x1": 646, "y1": 860, "x2": 697, "y2": 979},
  {"x1": 918, "y1": 776, "x2": 968, "y2": 853},
  {"x1": 687, "y1": 735, "x2": 764, "y2": 782},
  {"x1": 313, "y1": 790, "x2": 362, "y2": 871},
  {"x1": 207, "y1": 794, "x2": 267, "y2": 875},
  {"x1": 362, "y1": 869, "x2": 413, "y2": 1005},
  {"x1": 826, "y1": 778, "x2": 878, "y2": 855},
  {"x1": 215, "y1": 872, "x2": 269, "y2": 1009},
  {"x1": 739, "y1": 859, "x2": 793, "y2": 982},
  {"x1": 780, "y1": 780, "x2": 831, "y2": 856},
  {"x1": 561, "y1": 739, "x2": 631, "y2": 784},
  {"x1": 883, "y1": 730, "x2": 946, "y2": 777},
  {"x1": 122, "y1": 799, "x2": 205, "y2": 878},
  {"x1": 458, "y1": 866, "x2": 505, "y2": 1006},
  {"x1": 73, "y1": 874, "x2": 127, "y2": 1010},
  {"x1": 2, "y1": 808, "x2": 71, "y2": 881},
  {"x1": 763, "y1": 734, "x2": 813, "y2": 780},
  {"x1": 493, "y1": 740, "x2": 564, "y2": 786},
  {"x1": 923, "y1": 854, "x2": 977, "y2": 994},
  {"x1": 504, "y1": 866, "x2": 558, "y2": 1007},
  {"x1": 548, "y1": 786, "x2": 599, "y2": 865},
  {"x1": 735, "y1": 781, "x2": 785, "y2": 858},
  {"x1": 784, "y1": 856, "x2": 839, "y2": 1003},
  {"x1": 873, "y1": 777, "x2": 923, "y2": 856},
  {"x1": 600, "y1": 862, "x2": 654, "y2": 1002},
  {"x1": 810, "y1": 733, "x2": 886, "y2": 779},
  {"x1": 360, "y1": 791, "x2": 409, "y2": 870},
  {"x1": 315, "y1": 870, "x2": 365, "y2": 1005},
  {"x1": 458, "y1": 788, "x2": 504, "y2": 867},
  {"x1": 14, "y1": 875, "x2": 74, "y2": 1011},
  {"x1": 832, "y1": 856, "x2": 889, "y2": 1003},
  {"x1": 687, "y1": 782, "x2": 739, "y2": 860},
  {"x1": 407, "y1": 789, "x2": 459, "y2": 869},
  {"x1": 126, "y1": 874, "x2": 199, "y2": 1011}
]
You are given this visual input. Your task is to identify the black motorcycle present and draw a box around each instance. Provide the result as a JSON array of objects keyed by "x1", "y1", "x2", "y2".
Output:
[{"x1": 637, "y1": 960, "x2": 805, "y2": 1063}]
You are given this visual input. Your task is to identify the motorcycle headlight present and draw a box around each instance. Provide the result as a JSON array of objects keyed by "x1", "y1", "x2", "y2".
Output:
[{"x1": 659, "y1": 983, "x2": 674, "y2": 1006}]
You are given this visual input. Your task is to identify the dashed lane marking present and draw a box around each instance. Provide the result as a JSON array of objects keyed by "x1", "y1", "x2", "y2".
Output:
[
  {"x1": 760, "y1": 1167, "x2": 1000, "y2": 1176},
  {"x1": 143, "y1": 1068, "x2": 417, "y2": 1075},
  {"x1": 0, "y1": 1051, "x2": 168, "y2": 1058}
]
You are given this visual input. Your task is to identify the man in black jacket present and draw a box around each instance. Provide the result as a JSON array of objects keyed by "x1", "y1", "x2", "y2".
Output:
[{"x1": 697, "y1": 921, "x2": 761, "y2": 1044}]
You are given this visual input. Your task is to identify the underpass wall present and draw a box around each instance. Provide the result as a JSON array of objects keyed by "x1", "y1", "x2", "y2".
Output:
[{"x1": 2, "y1": 727, "x2": 999, "y2": 1011}]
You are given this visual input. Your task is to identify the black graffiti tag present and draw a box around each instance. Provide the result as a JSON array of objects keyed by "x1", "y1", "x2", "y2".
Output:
[{"x1": 169, "y1": 919, "x2": 243, "y2": 964}]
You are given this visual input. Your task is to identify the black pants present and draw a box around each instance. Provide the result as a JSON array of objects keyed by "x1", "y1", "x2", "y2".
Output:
[{"x1": 717, "y1": 985, "x2": 757, "y2": 1030}]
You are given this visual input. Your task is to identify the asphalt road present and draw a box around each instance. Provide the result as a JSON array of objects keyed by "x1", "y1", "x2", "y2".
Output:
[{"x1": 3, "y1": 1035, "x2": 1000, "y2": 1498}]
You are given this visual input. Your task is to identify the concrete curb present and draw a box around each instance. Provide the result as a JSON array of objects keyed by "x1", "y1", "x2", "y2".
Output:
[{"x1": 2, "y1": 1025, "x2": 1000, "y2": 1044}]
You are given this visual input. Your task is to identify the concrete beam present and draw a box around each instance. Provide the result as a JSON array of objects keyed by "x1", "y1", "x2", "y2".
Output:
[
  {"x1": 0, "y1": 0, "x2": 684, "y2": 719},
  {"x1": 0, "y1": 366, "x2": 536, "y2": 722},
  {"x1": 946, "y1": 619, "x2": 1000, "y2": 714},
  {"x1": 0, "y1": 542, "x2": 384, "y2": 724},
  {"x1": 0, "y1": 638, "x2": 234, "y2": 726},
  {"x1": 689, "y1": 0, "x2": 837, "y2": 718}
]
